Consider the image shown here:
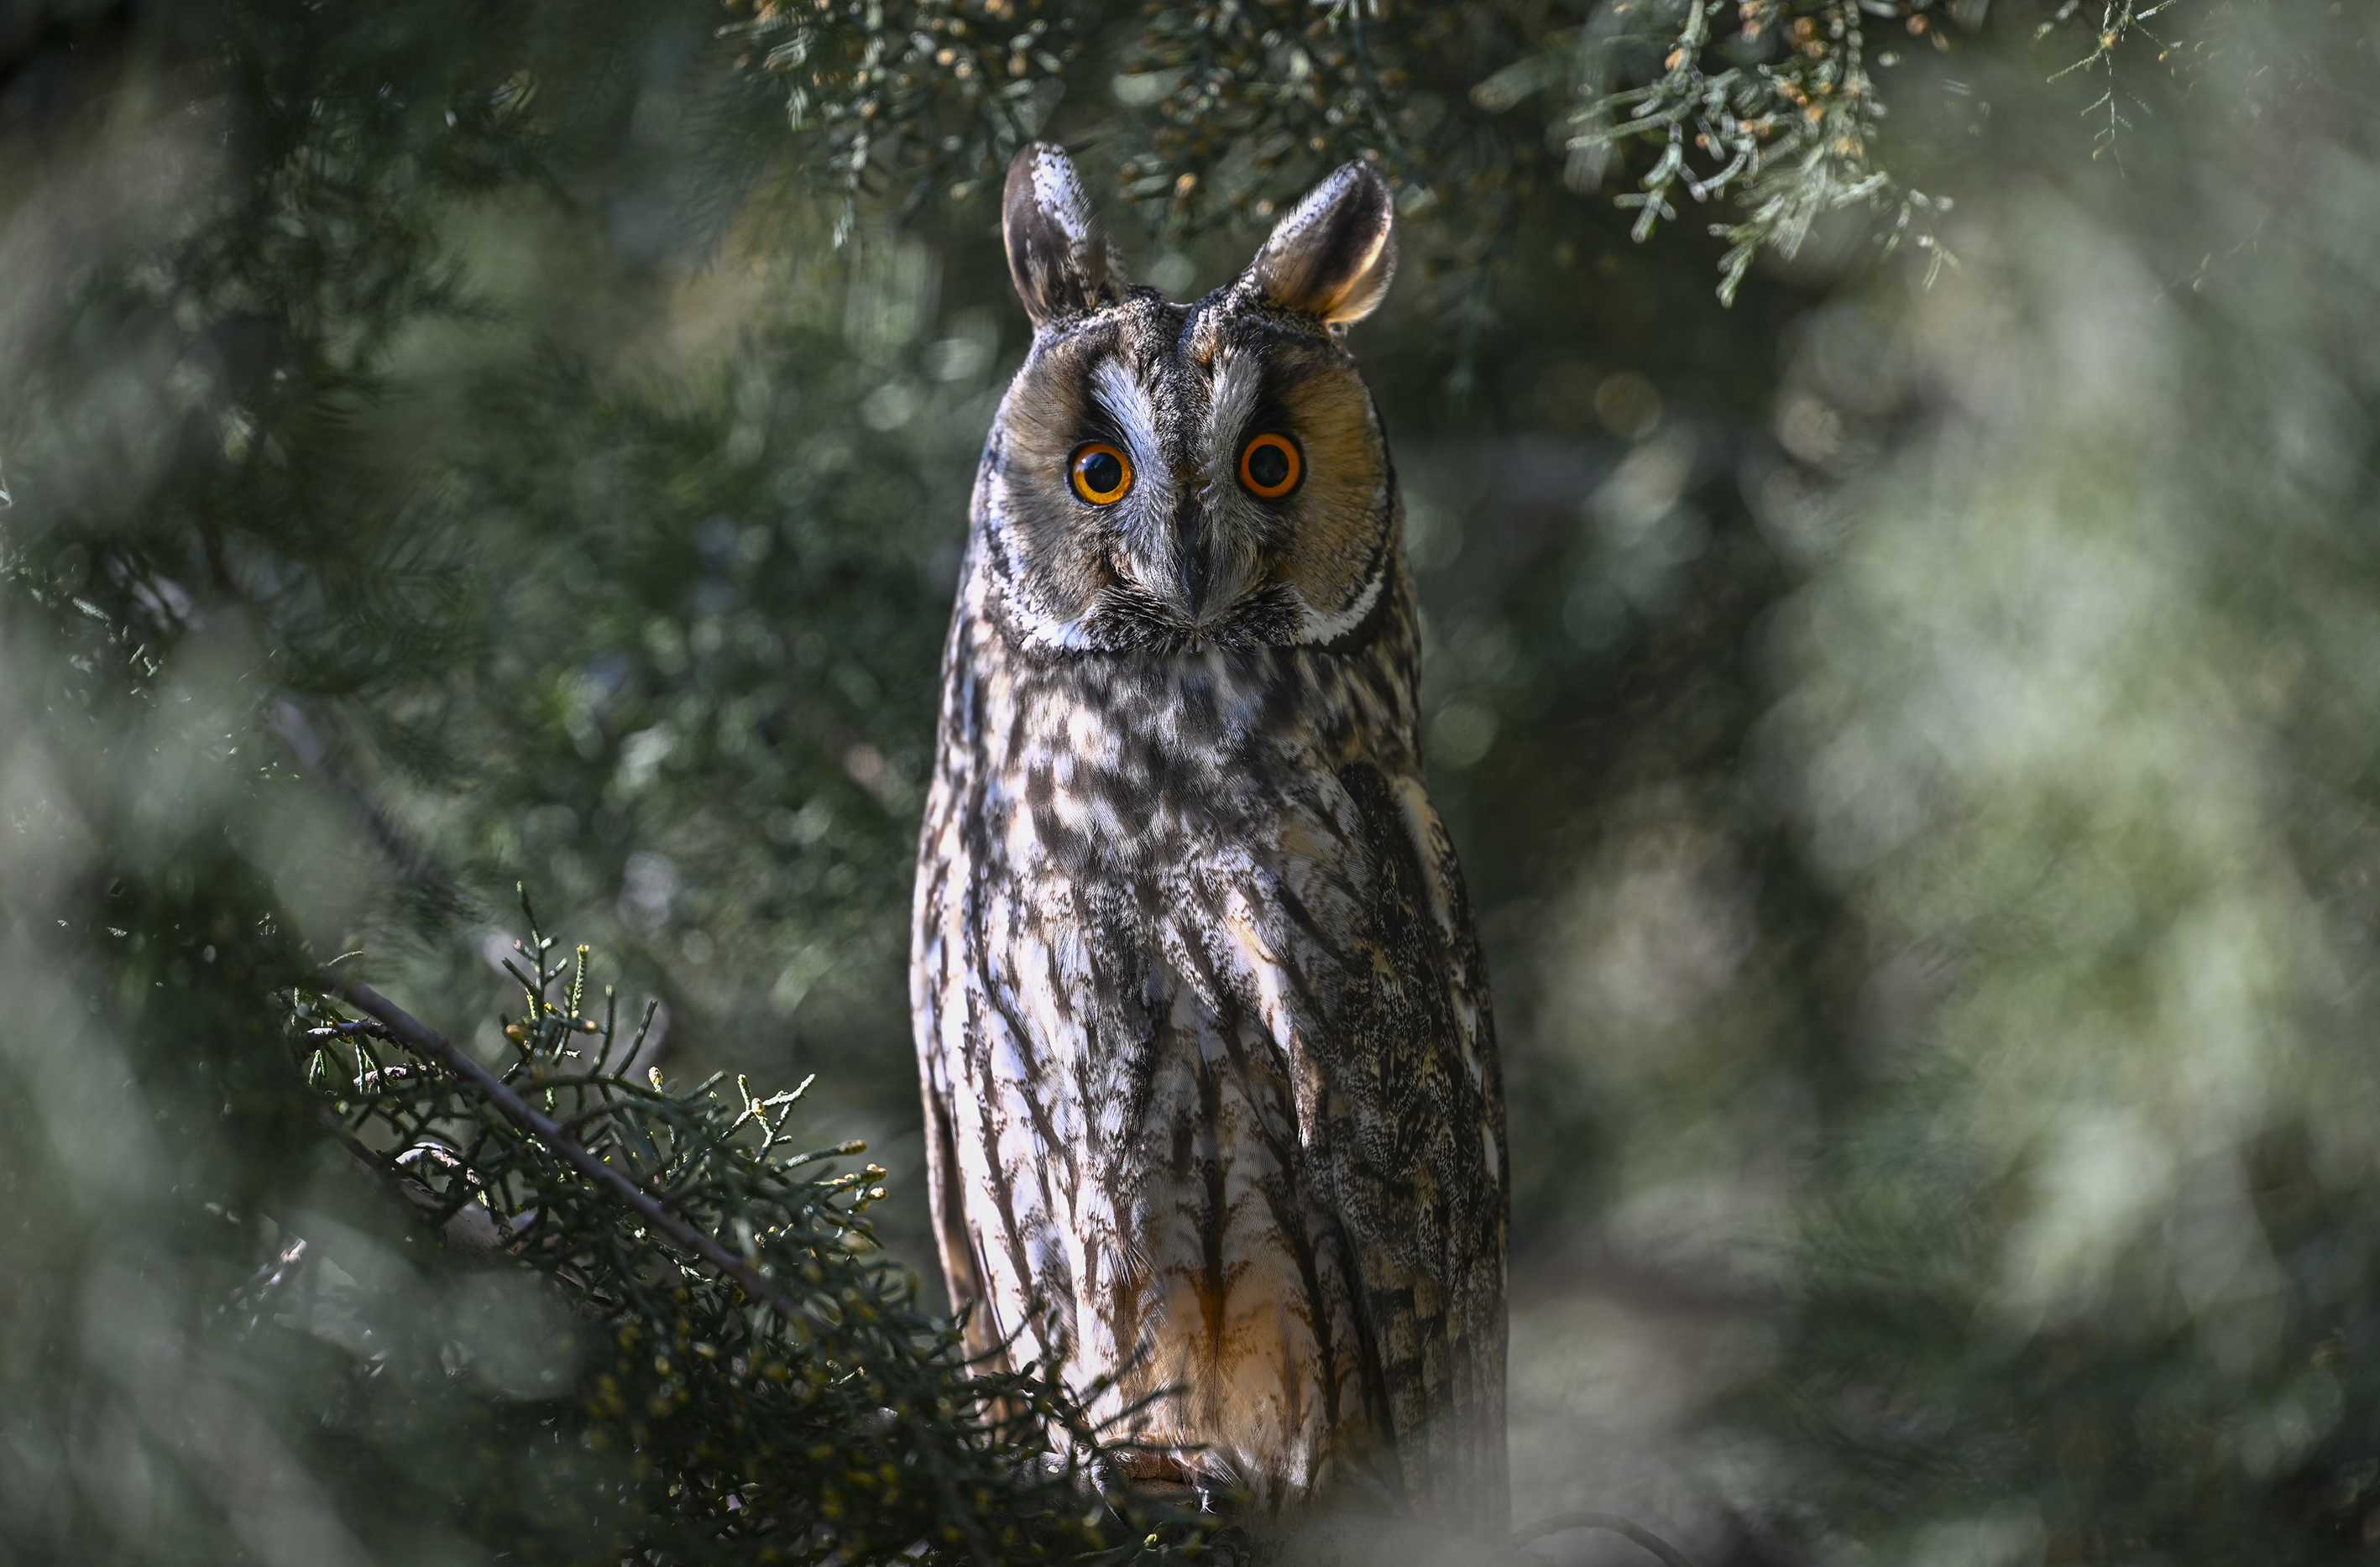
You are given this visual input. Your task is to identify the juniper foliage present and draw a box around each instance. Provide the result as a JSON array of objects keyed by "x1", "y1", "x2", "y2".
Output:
[{"x1": 292, "y1": 894, "x2": 1197, "y2": 1563}]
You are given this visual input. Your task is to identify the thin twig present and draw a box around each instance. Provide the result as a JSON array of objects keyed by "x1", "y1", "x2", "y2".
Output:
[
  {"x1": 329, "y1": 976, "x2": 801, "y2": 1318},
  {"x1": 1512, "y1": 1510, "x2": 1701, "y2": 1567}
]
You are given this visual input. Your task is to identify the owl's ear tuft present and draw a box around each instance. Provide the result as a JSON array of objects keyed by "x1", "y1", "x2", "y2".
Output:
[
  {"x1": 1245, "y1": 160, "x2": 1398, "y2": 329},
  {"x1": 1003, "y1": 143, "x2": 1127, "y2": 328}
]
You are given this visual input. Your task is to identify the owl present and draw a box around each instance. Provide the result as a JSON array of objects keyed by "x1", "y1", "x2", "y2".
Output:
[{"x1": 909, "y1": 144, "x2": 1507, "y2": 1529}]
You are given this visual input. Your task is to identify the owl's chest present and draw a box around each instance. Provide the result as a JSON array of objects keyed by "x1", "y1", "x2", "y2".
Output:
[
  {"x1": 913, "y1": 603, "x2": 1427, "y2": 1131},
  {"x1": 930, "y1": 612, "x2": 1410, "y2": 890},
  {"x1": 951, "y1": 654, "x2": 1287, "y2": 883}
]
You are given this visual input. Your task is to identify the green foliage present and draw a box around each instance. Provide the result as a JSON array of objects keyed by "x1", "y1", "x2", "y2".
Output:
[
  {"x1": 1528, "y1": 0, "x2": 1931, "y2": 303},
  {"x1": 290, "y1": 895, "x2": 1197, "y2": 1563},
  {"x1": 385, "y1": 309, "x2": 987, "y2": 1073},
  {"x1": 724, "y1": 0, "x2": 2225, "y2": 304},
  {"x1": 722, "y1": 0, "x2": 1081, "y2": 231}
]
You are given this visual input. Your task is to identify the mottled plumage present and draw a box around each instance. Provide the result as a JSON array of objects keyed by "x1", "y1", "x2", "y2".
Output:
[{"x1": 909, "y1": 145, "x2": 1507, "y2": 1526}]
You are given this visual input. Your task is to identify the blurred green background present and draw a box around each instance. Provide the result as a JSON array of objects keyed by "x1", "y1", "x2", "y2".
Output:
[{"x1": 8, "y1": 1, "x2": 2380, "y2": 1562}]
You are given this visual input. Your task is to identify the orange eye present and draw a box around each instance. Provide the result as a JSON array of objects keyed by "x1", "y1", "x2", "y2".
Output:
[
  {"x1": 1238, "y1": 432, "x2": 1302, "y2": 499},
  {"x1": 1069, "y1": 441, "x2": 1134, "y2": 506}
]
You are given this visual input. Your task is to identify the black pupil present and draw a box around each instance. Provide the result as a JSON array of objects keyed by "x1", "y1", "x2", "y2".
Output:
[
  {"x1": 1080, "y1": 450, "x2": 1122, "y2": 496},
  {"x1": 1248, "y1": 441, "x2": 1290, "y2": 488}
]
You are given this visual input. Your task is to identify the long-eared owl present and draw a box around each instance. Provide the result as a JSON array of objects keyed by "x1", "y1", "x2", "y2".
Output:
[{"x1": 909, "y1": 144, "x2": 1507, "y2": 1526}]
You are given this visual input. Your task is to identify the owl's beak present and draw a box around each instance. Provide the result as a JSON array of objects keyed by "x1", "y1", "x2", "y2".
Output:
[
  {"x1": 1176, "y1": 508, "x2": 1215, "y2": 622},
  {"x1": 1169, "y1": 489, "x2": 1255, "y2": 629}
]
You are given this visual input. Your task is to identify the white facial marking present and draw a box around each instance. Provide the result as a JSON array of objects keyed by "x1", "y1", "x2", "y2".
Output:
[
  {"x1": 1294, "y1": 553, "x2": 1387, "y2": 642},
  {"x1": 1203, "y1": 344, "x2": 1263, "y2": 493},
  {"x1": 1090, "y1": 358, "x2": 1163, "y2": 474},
  {"x1": 1007, "y1": 596, "x2": 1103, "y2": 651},
  {"x1": 1091, "y1": 357, "x2": 1185, "y2": 605}
]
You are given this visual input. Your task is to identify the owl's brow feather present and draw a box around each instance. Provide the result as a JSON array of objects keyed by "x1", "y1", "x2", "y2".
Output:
[
  {"x1": 1088, "y1": 357, "x2": 1164, "y2": 468},
  {"x1": 1203, "y1": 342, "x2": 1264, "y2": 483}
]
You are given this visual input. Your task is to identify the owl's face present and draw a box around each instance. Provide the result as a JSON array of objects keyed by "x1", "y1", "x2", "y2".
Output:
[{"x1": 978, "y1": 147, "x2": 1400, "y2": 656}]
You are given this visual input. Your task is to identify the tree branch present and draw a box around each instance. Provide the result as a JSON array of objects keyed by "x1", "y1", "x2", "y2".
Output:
[
  {"x1": 327, "y1": 975, "x2": 802, "y2": 1319},
  {"x1": 1511, "y1": 1510, "x2": 1700, "y2": 1567}
]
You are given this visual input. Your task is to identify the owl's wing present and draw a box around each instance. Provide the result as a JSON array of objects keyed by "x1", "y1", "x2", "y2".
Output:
[
  {"x1": 917, "y1": 1039, "x2": 999, "y2": 1360},
  {"x1": 1190, "y1": 758, "x2": 1509, "y2": 1523},
  {"x1": 910, "y1": 803, "x2": 1009, "y2": 1373}
]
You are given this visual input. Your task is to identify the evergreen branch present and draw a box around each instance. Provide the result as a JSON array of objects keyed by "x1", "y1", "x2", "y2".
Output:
[
  {"x1": 311, "y1": 1099, "x2": 547, "y2": 1261},
  {"x1": 328, "y1": 976, "x2": 792, "y2": 1316},
  {"x1": 301, "y1": 916, "x2": 1212, "y2": 1560}
]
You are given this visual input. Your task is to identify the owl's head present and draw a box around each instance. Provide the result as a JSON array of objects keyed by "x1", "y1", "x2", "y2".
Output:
[{"x1": 976, "y1": 144, "x2": 1399, "y2": 656}]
